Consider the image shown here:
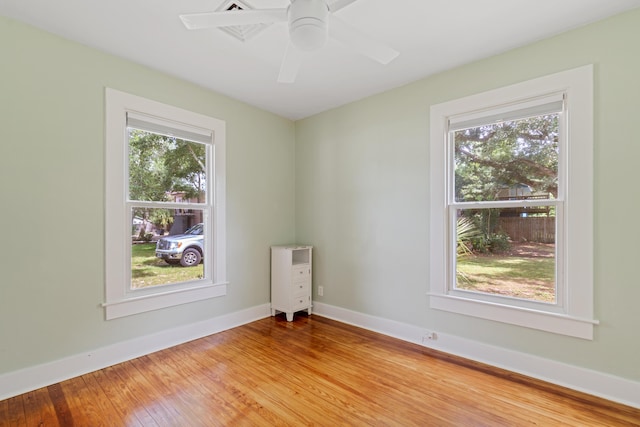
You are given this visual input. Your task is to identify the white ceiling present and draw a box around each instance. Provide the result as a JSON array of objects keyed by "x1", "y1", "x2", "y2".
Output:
[{"x1": 1, "y1": 0, "x2": 639, "y2": 120}]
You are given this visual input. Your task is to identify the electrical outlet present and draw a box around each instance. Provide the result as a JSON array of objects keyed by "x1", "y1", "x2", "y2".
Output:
[
  {"x1": 317, "y1": 286, "x2": 324, "y2": 296},
  {"x1": 422, "y1": 331, "x2": 438, "y2": 343}
]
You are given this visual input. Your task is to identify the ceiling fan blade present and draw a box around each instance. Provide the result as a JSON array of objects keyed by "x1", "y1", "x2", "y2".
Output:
[
  {"x1": 328, "y1": 16, "x2": 399, "y2": 64},
  {"x1": 278, "y1": 42, "x2": 304, "y2": 84},
  {"x1": 179, "y1": 8, "x2": 288, "y2": 30},
  {"x1": 329, "y1": 0, "x2": 360, "y2": 12}
]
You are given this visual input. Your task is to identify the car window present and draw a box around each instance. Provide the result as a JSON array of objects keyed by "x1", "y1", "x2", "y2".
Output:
[{"x1": 185, "y1": 224, "x2": 204, "y2": 235}]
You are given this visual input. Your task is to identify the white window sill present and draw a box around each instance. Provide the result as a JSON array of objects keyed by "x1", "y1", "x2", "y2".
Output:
[
  {"x1": 103, "y1": 282, "x2": 228, "y2": 320},
  {"x1": 428, "y1": 294, "x2": 598, "y2": 340}
]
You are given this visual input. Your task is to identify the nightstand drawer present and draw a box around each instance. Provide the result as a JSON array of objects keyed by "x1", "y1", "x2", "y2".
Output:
[
  {"x1": 292, "y1": 295, "x2": 310, "y2": 311},
  {"x1": 292, "y1": 266, "x2": 311, "y2": 280},
  {"x1": 292, "y1": 281, "x2": 309, "y2": 294}
]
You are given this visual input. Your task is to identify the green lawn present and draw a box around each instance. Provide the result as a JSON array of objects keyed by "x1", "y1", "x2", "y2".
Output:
[
  {"x1": 456, "y1": 251, "x2": 555, "y2": 302},
  {"x1": 131, "y1": 243, "x2": 203, "y2": 289}
]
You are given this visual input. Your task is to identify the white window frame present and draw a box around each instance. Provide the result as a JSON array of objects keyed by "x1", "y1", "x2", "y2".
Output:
[
  {"x1": 429, "y1": 65, "x2": 598, "y2": 339},
  {"x1": 104, "y1": 88, "x2": 227, "y2": 320}
]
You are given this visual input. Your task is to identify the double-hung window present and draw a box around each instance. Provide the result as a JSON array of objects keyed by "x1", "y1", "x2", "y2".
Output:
[
  {"x1": 104, "y1": 89, "x2": 227, "y2": 320},
  {"x1": 429, "y1": 66, "x2": 597, "y2": 339}
]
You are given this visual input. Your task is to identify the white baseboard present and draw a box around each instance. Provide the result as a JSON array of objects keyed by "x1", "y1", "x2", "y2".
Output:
[
  {"x1": 0, "y1": 304, "x2": 272, "y2": 401},
  {"x1": 312, "y1": 302, "x2": 640, "y2": 409},
  {"x1": 4, "y1": 302, "x2": 638, "y2": 410}
]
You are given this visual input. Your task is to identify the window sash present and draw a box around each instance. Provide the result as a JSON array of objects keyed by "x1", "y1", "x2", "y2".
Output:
[
  {"x1": 125, "y1": 119, "x2": 214, "y2": 291},
  {"x1": 448, "y1": 93, "x2": 564, "y2": 132},
  {"x1": 127, "y1": 112, "x2": 213, "y2": 144},
  {"x1": 447, "y1": 203, "x2": 565, "y2": 312},
  {"x1": 126, "y1": 202, "x2": 213, "y2": 293},
  {"x1": 446, "y1": 104, "x2": 565, "y2": 311}
]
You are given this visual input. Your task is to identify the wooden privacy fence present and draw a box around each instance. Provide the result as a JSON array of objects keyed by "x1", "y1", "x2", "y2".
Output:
[{"x1": 498, "y1": 217, "x2": 555, "y2": 243}]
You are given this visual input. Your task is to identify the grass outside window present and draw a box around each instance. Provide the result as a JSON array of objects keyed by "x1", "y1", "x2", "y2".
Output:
[
  {"x1": 456, "y1": 242, "x2": 555, "y2": 303},
  {"x1": 131, "y1": 243, "x2": 203, "y2": 289}
]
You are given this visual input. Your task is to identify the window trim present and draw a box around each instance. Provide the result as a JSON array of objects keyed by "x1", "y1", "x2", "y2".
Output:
[
  {"x1": 104, "y1": 88, "x2": 227, "y2": 320},
  {"x1": 429, "y1": 65, "x2": 598, "y2": 339}
]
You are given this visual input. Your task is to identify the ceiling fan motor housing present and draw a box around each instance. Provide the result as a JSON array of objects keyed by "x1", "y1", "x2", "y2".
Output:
[{"x1": 288, "y1": 0, "x2": 329, "y2": 51}]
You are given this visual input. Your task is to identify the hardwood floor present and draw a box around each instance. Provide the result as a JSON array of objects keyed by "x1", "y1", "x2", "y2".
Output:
[{"x1": 1, "y1": 315, "x2": 639, "y2": 426}]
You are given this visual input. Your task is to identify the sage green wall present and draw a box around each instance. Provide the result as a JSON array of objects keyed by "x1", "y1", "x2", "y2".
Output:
[
  {"x1": 0, "y1": 16, "x2": 295, "y2": 374},
  {"x1": 295, "y1": 9, "x2": 640, "y2": 381}
]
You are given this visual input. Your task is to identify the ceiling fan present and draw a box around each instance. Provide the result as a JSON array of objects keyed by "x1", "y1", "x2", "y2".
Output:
[{"x1": 179, "y1": 0, "x2": 399, "y2": 83}]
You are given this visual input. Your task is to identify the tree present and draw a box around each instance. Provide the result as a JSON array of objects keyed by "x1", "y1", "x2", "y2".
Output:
[
  {"x1": 454, "y1": 114, "x2": 559, "y2": 202},
  {"x1": 128, "y1": 129, "x2": 206, "y2": 238},
  {"x1": 129, "y1": 130, "x2": 170, "y2": 202},
  {"x1": 453, "y1": 114, "x2": 559, "y2": 250},
  {"x1": 162, "y1": 139, "x2": 206, "y2": 202}
]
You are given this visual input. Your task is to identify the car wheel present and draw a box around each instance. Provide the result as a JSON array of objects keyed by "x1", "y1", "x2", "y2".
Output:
[
  {"x1": 164, "y1": 259, "x2": 180, "y2": 265},
  {"x1": 180, "y1": 248, "x2": 202, "y2": 267}
]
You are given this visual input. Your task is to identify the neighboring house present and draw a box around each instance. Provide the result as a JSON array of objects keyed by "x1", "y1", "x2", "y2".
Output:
[
  {"x1": 131, "y1": 216, "x2": 154, "y2": 237},
  {"x1": 132, "y1": 192, "x2": 204, "y2": 238},
  {"x1": 496, "y1": 184, "x2": 553, "y2": 218},
  {"x1": 167, "y1": 191, "x2": 204, "y2": 235},
  {"x1": 496, "y1": 183, "x2": 534, "y2": 199},
  {"x1": 493, "y1": 184, "x2": 555, "y2": 242}
]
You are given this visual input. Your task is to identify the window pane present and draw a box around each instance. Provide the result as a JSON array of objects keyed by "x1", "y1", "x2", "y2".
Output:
[
  {"x1": 455, "y1": 208, "x2": 556, "y2": 303},
  {"x1": 454, "y1": 114, "x2": 559, "y2": 202},
  {"x1": 128, "y1": 129, "x2": 207, "y2": 203},
  {"x1": 131, "y1": 207, "x2": 205, "y2": 289}
]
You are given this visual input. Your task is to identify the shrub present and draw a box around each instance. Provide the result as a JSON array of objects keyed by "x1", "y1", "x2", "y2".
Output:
[
  {"x1": 488, "y1": 232, "x2": 511, "y2": 252},
  {"x1": 470, "y1": 232, "x2": 511, "y2": 253},
  {"x1": 457, "y1": 217, "x2": 482, "y2": 256}
]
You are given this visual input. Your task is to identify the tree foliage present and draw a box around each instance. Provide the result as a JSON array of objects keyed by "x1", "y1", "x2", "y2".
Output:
[
  {"x1": 129, "y1": 129, "x2": 206, "y2": 201},
  {"x1": 453, "y1": 114, "x2": 559, "y2": 252},
  {"x1": 454, "y1": 114, "x2": 559, "y2": 202},
  {"x1": 128, "y1": 129, "x2": 206, "y2": 236}
]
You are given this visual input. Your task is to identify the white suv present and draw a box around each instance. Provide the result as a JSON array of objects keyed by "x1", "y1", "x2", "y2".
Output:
[{"x1": 155, "y1": 223, "x2": 204, "y2": 267}]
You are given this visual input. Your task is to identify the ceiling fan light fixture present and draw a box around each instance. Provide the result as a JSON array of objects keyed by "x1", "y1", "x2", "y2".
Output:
[
  {"x1": 290, "y1": 18, "x2": 327, "y2": 51},
  {"x1": 288, "y1": 0, "x2": 329, "y2": 51}
]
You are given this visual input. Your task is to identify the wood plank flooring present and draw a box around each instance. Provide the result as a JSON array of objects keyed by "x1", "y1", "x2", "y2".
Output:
[{"x1": 1, "y1": 314, "x2": 639, "y2": 426}]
